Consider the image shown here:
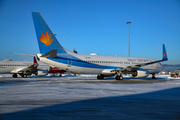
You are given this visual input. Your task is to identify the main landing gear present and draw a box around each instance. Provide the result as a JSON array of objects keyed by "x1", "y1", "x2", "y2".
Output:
[
  {"x1": 97, "y1": 74, "x2": 123, "y2": 80},
  {"x1": 97, "y1": 75, "x2": 104, "y2": 80},
  {"x1": 12, "y1": 74, "x2": 17, "y2": 78},
  {"x1": 12, "y1": 74, "x2": 27, "y2": 78},
  {"x1": 21, "y1": 74, "x2": 27, "y2": 78},
  {"x1": 152, "y1": 74, "x2": 156, "y2": 79},
  {"x1": 116, "y1": 75, "x2": 123, "y2": 80}
]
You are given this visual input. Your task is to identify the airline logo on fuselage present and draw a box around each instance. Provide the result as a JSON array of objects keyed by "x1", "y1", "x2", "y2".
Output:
[
  {"x1": 39, "y1": 31, "x2": 53, "y2": 46},
  {"x1": 128, "y1": 58, "x2": 151, "y2": 62}
]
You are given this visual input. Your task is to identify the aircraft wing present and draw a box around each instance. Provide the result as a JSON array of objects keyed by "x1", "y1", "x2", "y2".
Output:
[
  {"x1": 18, "y1": 57, "x2": 38, "y2": 74},
  {"x1": 112, "y1": 44, "x2": 168, "y2": 73},
  {"x1": 18, "y1": 64, "x2": 38, "y2": 73}
]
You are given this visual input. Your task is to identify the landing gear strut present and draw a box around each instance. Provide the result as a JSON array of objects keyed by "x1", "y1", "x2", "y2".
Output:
[
  {"x1": 97, "y1": 75, "x2": 104, "y2": 80},
  {"x1": 22, "y1": 74, "x2": 27, "y2": 78},
  {"x1": 20, "y1": 74, "x2": 27, "y2": 78},
  {"x1": 12, "y1": 74, "x2": 17, "y2": 78},
  {"x1": 152, "y1": 74, "x2": 155, "y2": 79},
  {"x1": 116, "y1": 75, "x2": 123, "y2": 80}
]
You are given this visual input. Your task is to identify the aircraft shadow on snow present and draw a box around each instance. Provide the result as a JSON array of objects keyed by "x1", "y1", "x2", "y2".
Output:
[{"x1": 0, "y1": 87, "x2": 180, "y2": 120}]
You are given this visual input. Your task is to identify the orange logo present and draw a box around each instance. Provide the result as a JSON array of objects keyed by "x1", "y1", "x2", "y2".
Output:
[
  {"x1": 133, "y1": 59, "x2": 136, "y2": 62},
  {"x1": 39, "y1": 31, "x2": 53, "y2": 46},
  {"x1": 163, "y1": 53, "x2": 166, "y2": 56}
]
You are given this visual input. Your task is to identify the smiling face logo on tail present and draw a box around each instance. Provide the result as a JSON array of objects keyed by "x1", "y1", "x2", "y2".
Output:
[{"x1": 39, "y1": 31, "x2": 53, "y2": 46}]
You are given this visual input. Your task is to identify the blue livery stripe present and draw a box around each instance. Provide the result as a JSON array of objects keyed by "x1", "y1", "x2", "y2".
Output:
[{"x1": 48, "y1": 56, "x2": 121, "y2": 69}]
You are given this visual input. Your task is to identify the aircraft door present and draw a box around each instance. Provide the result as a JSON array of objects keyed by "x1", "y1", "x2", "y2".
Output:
[{"x1": 67, "y1": 57, "x2": 72, "y2": 67}]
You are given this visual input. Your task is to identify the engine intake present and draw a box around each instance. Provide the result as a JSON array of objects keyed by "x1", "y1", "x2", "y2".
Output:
[
  {"x1": 35, "y1": 69, "x2": 48, "y2": 76},
  {"x1": 132, "y1": 70, "x2": 149, "y2": 78}
]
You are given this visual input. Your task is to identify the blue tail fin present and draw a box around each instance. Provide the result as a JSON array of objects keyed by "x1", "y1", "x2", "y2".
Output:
[
  {"x1": 162, "y1": 44, "x2": 168, "y2": 61},
  {"x1": 32, "y1": 12, "x2": 66, "y2": 54}
]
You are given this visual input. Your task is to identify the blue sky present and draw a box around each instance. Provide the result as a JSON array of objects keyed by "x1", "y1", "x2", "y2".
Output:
[{"x1": 0, "y1": 0, "x2": 180, "y2": 64}]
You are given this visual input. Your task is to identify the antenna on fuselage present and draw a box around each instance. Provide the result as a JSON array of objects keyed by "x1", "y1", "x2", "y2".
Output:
[{"x1": 73, "y1": 48, "x2": 78, "y2": 54}]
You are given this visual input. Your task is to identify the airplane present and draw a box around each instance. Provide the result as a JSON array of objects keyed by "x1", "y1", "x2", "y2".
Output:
[
  {"x1": 0, "y1": 57, "x2": 66, "y2": 77},
  {"x1": 31, "y1": 11, "x2": 168, "y2": 80}
]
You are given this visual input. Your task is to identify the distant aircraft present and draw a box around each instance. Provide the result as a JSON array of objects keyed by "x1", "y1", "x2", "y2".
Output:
[
  {"x1": 32, "y1": 12, "x2": 168, "y2": 80},
  {"x1": 0, "y1": 57, "x2": 66, "y2": 77}
]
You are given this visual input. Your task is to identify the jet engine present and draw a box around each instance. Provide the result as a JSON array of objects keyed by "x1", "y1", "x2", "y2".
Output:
[
  {"x1": 101, "y1": 69, "x2": 116, "y2": 76},
  {"x1": 131, "y1": 70, "x2": 149, "y2": 78},
  {"x1": 35, "y1": 69, "x2": 48, "y2": 76}
]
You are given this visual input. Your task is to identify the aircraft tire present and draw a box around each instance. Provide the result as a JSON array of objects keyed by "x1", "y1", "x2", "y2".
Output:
[
  {"x1": 116, "y1": 75, "x2": 123, "y2": 80},
  {"x1": 12, "y1": 74, "x2": 17, "y2": 78},
  {"x1": 22, "y1": 74, "x2": 27, "y2": 78},
  {"x1": 97, "y1": 75, "x2": 104, "y2": 80},
  {"x1": 120, "y1": 76, "x2": 123, "y2": 80}
]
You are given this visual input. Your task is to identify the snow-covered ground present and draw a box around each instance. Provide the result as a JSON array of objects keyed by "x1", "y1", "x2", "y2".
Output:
[{"x1": 0, "y1": 75, "x2": 180, "y2": 119}]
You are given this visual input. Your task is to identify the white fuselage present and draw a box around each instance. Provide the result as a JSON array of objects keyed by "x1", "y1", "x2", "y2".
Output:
[
  {"x1": 37, "y1": 50, "x2": 163, "y2": 75},
  {"x1": 0, "y1": 61, "x2": 49, "y2": 74}
]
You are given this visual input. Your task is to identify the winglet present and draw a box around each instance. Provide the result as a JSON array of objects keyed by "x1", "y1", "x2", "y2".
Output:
[{"x1": 162, "y1": 44, "x2": 168, "y2": 61}]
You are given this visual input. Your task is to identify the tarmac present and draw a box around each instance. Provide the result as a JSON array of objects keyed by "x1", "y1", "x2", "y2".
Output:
[{"x1": 0, "y1": 75, "x2": 180, "y2": 120}]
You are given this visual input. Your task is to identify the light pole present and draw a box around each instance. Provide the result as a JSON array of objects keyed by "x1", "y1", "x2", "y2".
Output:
[{"x1": 126, "y1": 21, "x2": 131, "y2": 57}]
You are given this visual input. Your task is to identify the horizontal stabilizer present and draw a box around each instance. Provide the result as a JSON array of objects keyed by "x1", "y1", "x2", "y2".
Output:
[
  {"x1": 11, "y1": 52, "x2": 35, "y2": 57},
  {"x1": 41, "y1": 49, "x2": 57, "y2": 58}
]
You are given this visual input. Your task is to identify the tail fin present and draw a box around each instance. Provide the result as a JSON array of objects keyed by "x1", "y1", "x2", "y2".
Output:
[
  {"x1": 33, "y1": 56, "x2": 38, "y2": 69},
  {"x1": 162, "y1": 44, "x2": 168, "y2": 61},
  {"x1": 33, "y1": 56, "x2": 37, "y2": 64},
  {"x1": 31, "y1": 12, "x2": 66, "y2": 54}
]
